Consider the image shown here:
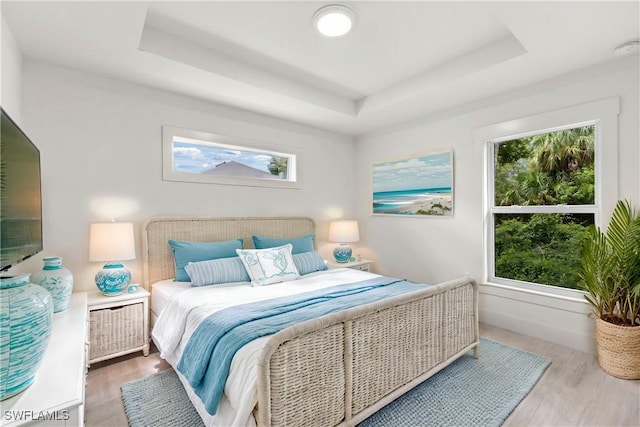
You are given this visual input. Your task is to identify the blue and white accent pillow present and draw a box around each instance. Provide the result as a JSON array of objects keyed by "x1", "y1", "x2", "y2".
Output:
[
  {"x1": 184, "y1": 257, "x2": 250, "y2": 287},
  {"x1": 293, "y1": 251, "x2": 328, "y2": 275},
  {"x1": 236, "y1": 244, "x2": 300, "y2": 286}
]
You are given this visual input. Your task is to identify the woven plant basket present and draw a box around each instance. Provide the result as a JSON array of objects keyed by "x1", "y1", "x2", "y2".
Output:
[{"x1": 595, "y1": 317, "x2": 640, "y2": 380}]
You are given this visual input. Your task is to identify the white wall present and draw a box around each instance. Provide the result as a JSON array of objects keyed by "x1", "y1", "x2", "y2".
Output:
[
  {"x1": 1, "y1": 15, "x2": 22, "y2": 122},
  {"x1": 355, "y1": 57, "x2": 639, "y2": 353},
  {"x1": 8, "y1": 39, "x2": 639, "y2": 354},
  {"x1": 17, "y1": 60, "x2": 356, "y2": 292}
]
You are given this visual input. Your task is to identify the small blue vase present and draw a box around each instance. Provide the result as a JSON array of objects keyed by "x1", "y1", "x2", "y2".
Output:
[
  {"x1": 32, "y1": 256, "x2": 73, "y2": 313},
  {"x1": 95, "y1": 262, "x2": 131, "y2": 296},
  {"x1": 0, "y1": 274, "x2": 54, "y2": 400}
]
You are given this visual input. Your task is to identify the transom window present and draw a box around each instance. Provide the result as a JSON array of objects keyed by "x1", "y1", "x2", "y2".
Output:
[{"x1": 162, "y1": 126, "x2": 298, "y2": 189}]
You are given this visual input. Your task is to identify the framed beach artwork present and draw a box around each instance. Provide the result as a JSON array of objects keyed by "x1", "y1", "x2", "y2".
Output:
[{"x1": 372, "y1": 150, "x2": 453, "y2": 216}]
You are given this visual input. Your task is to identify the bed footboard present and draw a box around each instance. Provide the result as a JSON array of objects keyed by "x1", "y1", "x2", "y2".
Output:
[{"x1": 256, "y1": 276, "x2": 479, "y2": 427}]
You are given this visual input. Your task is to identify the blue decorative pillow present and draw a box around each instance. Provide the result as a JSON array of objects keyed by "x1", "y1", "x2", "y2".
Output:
[
  {"x1": 184, "y1": 257, "x2": 250, "y2": 287},
  {"x1": 168, "y1": 238, "x2": 243, "y2": 282},
  {"x1": 236, "y1": 244, "x2": 300, "y2": 286},
  {"x1": 252, "y1": 234, "x2": 314, "y2": 255},
  {"x1": 293, "y1": 251, "x2": 328, "y2": 275}
]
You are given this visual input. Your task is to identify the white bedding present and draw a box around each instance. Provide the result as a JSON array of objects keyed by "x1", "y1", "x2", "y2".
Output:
[
  {"x1": 150, "y1": 279, "x2": 190, "y2": 317},
  {"x1": 151, "y1": 278, "x2": 252, "y2": 318},
  {"x1": 152, "y1": 268, "x2": 378, "y2": 427}
]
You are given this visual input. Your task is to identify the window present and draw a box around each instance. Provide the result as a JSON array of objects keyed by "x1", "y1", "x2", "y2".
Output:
[
  {"x1": 490, "y1": 125, "x2": 596, "y2": 291},
  {"x1": 162, "y1": 126, "x2": 298, "y2": 189},
  {"x1": 475, "y1": 98, "x2": 619, "y2": 296}
]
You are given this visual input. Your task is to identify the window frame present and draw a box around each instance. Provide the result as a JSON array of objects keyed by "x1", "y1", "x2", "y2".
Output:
[
  {"x1": 162, "y1": 126, "x2": 299, "y2": 189},
  {"x1": 474, "y1": 98, "x2": 620, "y2": 297}
]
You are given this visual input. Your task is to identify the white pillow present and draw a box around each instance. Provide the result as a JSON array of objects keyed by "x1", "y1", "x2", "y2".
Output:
[{"x1": 236, "y1": 244, "x2": 300, "y2": 286}]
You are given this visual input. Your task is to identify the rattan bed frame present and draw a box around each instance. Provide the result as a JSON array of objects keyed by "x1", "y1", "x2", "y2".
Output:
[{"x1": 142, "y1": 216, "x2": 479, "y2": 427}]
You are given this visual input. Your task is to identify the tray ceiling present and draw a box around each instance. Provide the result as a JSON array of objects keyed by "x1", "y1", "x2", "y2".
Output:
[{"x1": 2, "y1": 1, "x2": 638, "y2": 136}]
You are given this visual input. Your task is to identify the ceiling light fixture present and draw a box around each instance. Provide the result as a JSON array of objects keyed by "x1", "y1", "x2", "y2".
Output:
[{"x1": 313, "y1": 4, "x2": 355, "y2": 37}]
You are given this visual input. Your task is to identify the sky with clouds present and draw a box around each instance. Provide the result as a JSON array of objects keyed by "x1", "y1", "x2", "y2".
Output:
[
  {"x1": 373, "y1": 151, "x2": 452, "y2": 193},
  {"x1": 172, "y1": 141, "x2": 277, "y2": 173}
]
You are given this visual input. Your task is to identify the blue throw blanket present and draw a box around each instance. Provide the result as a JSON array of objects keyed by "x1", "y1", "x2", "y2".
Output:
[{"x1": 177, "y1": 276, "x2": 425, "y2": 415}]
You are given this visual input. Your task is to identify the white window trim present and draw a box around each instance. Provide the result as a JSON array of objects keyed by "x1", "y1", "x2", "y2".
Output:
[
  {"x1": 473, "y1": 97, "x2": 620, "y2": 298},
  {"x1": 162, "y1": 126, "x2": 300, "y2": 189}
]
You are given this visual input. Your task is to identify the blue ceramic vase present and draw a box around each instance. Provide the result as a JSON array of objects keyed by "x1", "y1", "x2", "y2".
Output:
[
  {"x1": 95, "y1": 262, "x2": 131, "y2": 296},
  {"x1": 32, "y1": 256, "x2": 73, "y2": 313},
  {"x1": 333, "y1": 243, "x2": 353, "y2": 263},
  {"x1": 0, "y1": 274, "x2": 54, "y2": 400}
]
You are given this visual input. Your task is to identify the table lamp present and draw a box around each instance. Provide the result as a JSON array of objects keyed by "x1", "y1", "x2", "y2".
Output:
[
  {"x1": 89, "y1": 222, "x2": 136, "y2": 296},
  {"x1": 328, "y1": 219, "x2": 359, "y2": 263}
]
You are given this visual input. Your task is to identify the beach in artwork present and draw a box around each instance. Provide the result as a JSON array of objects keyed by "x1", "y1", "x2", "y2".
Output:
[
  {"x1": 372, "y1": 151, "x2": 453, "y2": 216},
  {"x1": 373, "y1": 188, "x2": 452, "y2": 215}
]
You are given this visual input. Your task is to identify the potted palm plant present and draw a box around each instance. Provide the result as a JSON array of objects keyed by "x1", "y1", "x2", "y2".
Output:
[{"x1": 579, "y1": 200, "x2": 640, "y2": 379}]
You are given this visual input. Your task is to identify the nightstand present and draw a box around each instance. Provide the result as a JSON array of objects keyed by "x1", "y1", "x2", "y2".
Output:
[
  {"x1": 87, "y1": 287, "x2": 150, "y2": 364},
  {"x1": 326, "y1": 258, "x2": 372, "y2": 272}
]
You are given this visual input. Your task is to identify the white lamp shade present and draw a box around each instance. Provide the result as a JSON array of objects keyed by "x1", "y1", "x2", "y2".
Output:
[
  {"x1": 89, "y1": 222, "x2": 136, "y2": 262},
  {"x1": 328, "y1": 220, "x2": 359, "y2": 243}
]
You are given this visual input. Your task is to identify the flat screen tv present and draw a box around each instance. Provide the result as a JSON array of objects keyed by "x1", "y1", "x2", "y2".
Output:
[{"x1": 0, "y1": 108, "x2": 43, "y2": 272}]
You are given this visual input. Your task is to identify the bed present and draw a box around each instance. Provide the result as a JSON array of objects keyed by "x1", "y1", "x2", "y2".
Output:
[{"x1": 143, "y1": 216, "x2": 479, "y2": 427}]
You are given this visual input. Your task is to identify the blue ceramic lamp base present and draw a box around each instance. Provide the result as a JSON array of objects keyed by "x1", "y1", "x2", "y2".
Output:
[
  {"x1": 333, "y1": 243, "x2": 353, "y2": 263},
  {"x1": 95, "y1": 262, "x2": 131, "y2": 296}
]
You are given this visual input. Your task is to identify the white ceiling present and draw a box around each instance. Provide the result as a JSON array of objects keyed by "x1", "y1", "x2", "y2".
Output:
[{"x1": 2, "y1": 1, "x2": 639, "y2": 136}]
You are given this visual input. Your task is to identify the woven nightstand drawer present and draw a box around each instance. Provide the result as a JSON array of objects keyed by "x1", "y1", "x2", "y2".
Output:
[{"x1": 89, "y1": 302, "x2": 144, "y2": 360}]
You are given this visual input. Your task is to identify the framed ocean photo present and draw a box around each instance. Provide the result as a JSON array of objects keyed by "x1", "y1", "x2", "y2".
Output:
[{"x1": 372, "y1": 150, "x2": 453, "y2": 216}]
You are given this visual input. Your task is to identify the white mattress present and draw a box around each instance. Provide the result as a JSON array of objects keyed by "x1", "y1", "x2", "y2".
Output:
[{"x1": 151, "y1": 268, "x2": 378, "y2": 427}]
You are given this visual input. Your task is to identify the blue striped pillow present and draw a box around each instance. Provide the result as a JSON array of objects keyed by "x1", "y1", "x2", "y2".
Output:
[
  {"x1": 169, "y1": 238, "x2": 243, "y2": 282},
  {"x1": 184, "y1": 257, "x2": 250, "y2": 287},
  {"x1": 293, "y1": 251, "x2": 328, "y2": 275}
]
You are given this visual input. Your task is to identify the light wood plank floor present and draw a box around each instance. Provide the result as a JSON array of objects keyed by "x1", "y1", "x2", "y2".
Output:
[{"x1": 85, "y1": 324, "x2": 639, "y2": 426}]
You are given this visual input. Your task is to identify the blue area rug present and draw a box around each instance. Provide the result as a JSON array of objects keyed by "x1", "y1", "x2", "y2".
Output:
[
  {"x1": 358, "y1": 338, "x2": 551, "y2": 427},
  {"x1": 121, "y1": 369, "x2": 204, "y2": 427},
  {"x1": 121, "y1": 338, "x2": 550, "y2": 427}
]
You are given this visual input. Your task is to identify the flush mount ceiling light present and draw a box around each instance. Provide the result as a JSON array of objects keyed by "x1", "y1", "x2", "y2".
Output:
[{"x1": 313, "y1": 4, "x2": 355, "y2": 37}]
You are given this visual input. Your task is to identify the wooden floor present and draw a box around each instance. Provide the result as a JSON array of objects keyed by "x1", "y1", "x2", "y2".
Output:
[{"x1": 85, "y1": 323, "x2": 640, "y2": 426}]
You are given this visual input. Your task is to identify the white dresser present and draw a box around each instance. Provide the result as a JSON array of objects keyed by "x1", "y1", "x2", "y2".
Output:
[{"x1": 1, "y1": 292, "x2": 88, "y2": 427}]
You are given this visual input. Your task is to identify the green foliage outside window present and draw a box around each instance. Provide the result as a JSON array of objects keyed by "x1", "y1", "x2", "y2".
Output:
[
  {"x1": 493, "y1": 126, "x2": 596, "y2": 289},
  {"x1": 495, "y1": 126, "x2": 595, "y2": 206},
  {"x1": 268, "y1": 157, "x2": 288, "y2": 179},
  {"x1": 495, "y1": 214, "x2": 592, "y2": 289}
]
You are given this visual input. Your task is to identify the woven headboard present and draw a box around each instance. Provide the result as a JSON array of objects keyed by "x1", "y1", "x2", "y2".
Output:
[{"x1": 142, "y1": 216, "x2": 316, "y2": 289}]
